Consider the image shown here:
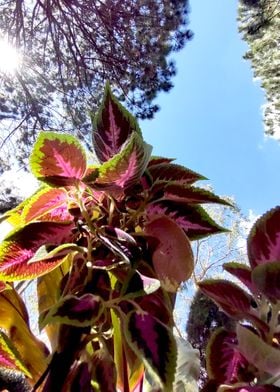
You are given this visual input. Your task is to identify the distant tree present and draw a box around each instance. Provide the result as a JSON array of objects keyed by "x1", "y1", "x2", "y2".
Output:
[
  {"x1": 0, "y1": 0, "x2": 192, "y2": 166},
  {"x1": 238, "y1": 0, "x2": 280, "y2": 139},
  {"x1": 186, "y1": 289, "x2": 235, "y2": 388}
]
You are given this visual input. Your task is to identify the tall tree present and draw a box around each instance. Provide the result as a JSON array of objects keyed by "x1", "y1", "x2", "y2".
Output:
[
  {"x1": 238, "y1": 0, "x2": 280, "y2": 139},
  {"x1": 0, "y1": 0, "x2": 192, "y2": 166},
  {"x1": 186, "y1": 289, "x2": 235, "y2": 389}
]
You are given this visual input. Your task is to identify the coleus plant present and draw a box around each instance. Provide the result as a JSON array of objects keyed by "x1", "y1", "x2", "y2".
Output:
[
  {"x1": 199, "y1": 206, "x2": 280, "y2": 392},
  {"x1": 0, "y1": 84, "x2": 227, "y2": 392}
]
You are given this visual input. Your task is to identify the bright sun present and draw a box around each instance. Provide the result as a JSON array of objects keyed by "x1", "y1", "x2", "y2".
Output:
[{"x1": 0, "y1": 39, "x2": 22, "y2": 73}]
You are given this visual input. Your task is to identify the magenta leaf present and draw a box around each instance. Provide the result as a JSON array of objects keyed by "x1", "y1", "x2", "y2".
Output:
[
  {"x1": 23, "y1": 187, "x2": 72, "y2": 223},
  {"x1": 247, "y1": 206, "x2": 280, "y2": 269},
  {"x1": 223, "y1": 262, "x2": 255, "y2": 293},
  {"x1": 30, "y1": 132, "x2": 87, "y2": 186},
  {"x1": 198, "y1": 280, "x2": 268, "y2": 332},
  {"x1": 206, "y1": 328, "x2": 252, "y2": 384},
  {"x1": 92, "y1": 349, "x2": 117, "y2": 392},
  {"x1": 137, "y1": 290, "x2": 172, "y2": 326},
  {"x1": 97, "y1": 226, "x2": 141, "y2": 265},
  {"x1": 125, "y1": 312, "x2": 177, "y2": 390},
  {"x1": 148, "y1": 157, "x2": 175, "y2": 167},
  {"x1": 148, "y1": 162, "x2": 207, "y2": 185},
  {"x1": 0, "y1": 221, "x2": 74, "y2": 280},
  {"x1": 40, "y1": 293, "x2": 104, "y2": 328},
  {"x1": 70, "y1": 362, "x2": 92, "y2": 392},
  {"x1": 146, "y1": 200, "x2": 227, "y2": 240},
  {"x1": 95, "y1": 132, "x2": 152, "y2": 191},
  {"x1": 92, "y1": 83, "x2": 141, "y2": 163},
  {"x1": 198, "y1": 280, "x2": 253, "y2": 319},
  {"x1": 252, "y1": 261, "x2": 280, "y2": 301},
  {"x1": 161, "y1": 184, "x2": 232, "y2": 206}
]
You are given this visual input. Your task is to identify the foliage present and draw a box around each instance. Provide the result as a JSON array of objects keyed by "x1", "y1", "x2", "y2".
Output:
[
  {"x1": 0, "y1": 0, "x2": 193, "y2": 166},
  {"x1": 0, "y1": 85, "x2": 226, "y2": 391},
  {"x1": 238, "y1": 0, "x2": 280, "y2": 139},
  {"x1": 198, "y1": 205, "x2": 280, "y2": 391}
]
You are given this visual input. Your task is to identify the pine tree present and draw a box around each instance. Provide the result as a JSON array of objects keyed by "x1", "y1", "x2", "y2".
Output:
[
  {"x1": 0, "y1": 0, "x2": 192, "y2": 165},
  {"x1": 186, "y1": 290, "x2": 235, "y2": 388},
  {"x1": 238, "y1": 0, "x2": 280, "y2": 139}
]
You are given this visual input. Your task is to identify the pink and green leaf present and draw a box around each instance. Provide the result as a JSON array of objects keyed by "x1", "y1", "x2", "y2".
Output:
[
  {"x1": 146, "y1": 201, "x2": 227, "y2": 240},
  {"x1": 206, "y1": 328, "x2": 251, "y2": 384},
  {"x1": 148, "y1": 162, "x2": 207, "y2": 185},
  {"x1": 247, "y1": 206, "x2": 280, "y2": 269},
  {"x1": 223, "y1": 262, "x2": 255, "y2": 293},
  {"x1": 92, "y1": 349, "x2": 117, "y2": 392},
  {"x1": 144, "y1": 216, "x2": 194, "y2": 292},
  {"x1": 97, "y1": 226, "x2": 141, "y2": 265},
  {"x1": 82, "y1": 165, "x2": 99, "y2": 184},
  {"x1": 0, "y1": 221, "x2": 75, "y2": 280},
  {"x1": 95, "y1": 132, "x2": 152, "y2": 190},
  {"x1": 0, "y1": 330, "x2": 31, "y2": 377},
  {"x1": 125, "y1": 312, "x2": 177, "y2": 391},
  {"x1": 137, "y1": 290, "x2": 172, "y2": 326},
  {"x1": 198, "y1": 280, "x2": 253, "y2": 319},
  {"x1": 148, "y1": 157, "x2": 175, "y2": 167},
  {"x1": 198, "y1": 280, "x2": 268, "y2": 332},
  {"x1": 22, "y1": 187, "x2": 72, "y2": 223},
  {"x1": 30, "y1": 131, "x2": 87, "y2": 185},
  {"x1": 67, "y1": 362, "x2": 92, "y2": 391},
  {"x1": 237, "y1": 324, "x2": 280, "y2": 376},
  {"x1": 92, "y1": 82, "x2": 141, "y2": 163},
  {"x1": 251, "y1": 261, "x2": 280, "y2": 301},
  {"x1": 39, "y1": 293, "x2": 104, "y2": 329},
  {"x1": 28, "y1": 243, "x2": 82, "y2": 264},
  {"x1": 161, "y1": 184, "x2": 232, "y2": 206}
]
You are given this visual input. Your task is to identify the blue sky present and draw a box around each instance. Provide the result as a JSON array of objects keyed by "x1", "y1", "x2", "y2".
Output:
[{"x1": 141, "y1": 0, "x2": 280, "y2": 216}]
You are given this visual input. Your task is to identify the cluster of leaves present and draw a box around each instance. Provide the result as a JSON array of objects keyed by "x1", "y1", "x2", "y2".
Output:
[
  {"x1": 0, "y1": 0, "x2": 193, "y2": 166},
  {"x1": 0, "y1": 85, "x2": 227, "y2": 391},
  {"x1": 238, "y1": 0, "x2": 280, "y2": 139},
  {"x1": 199, "y1": 205, "x2": 280, "y2": 391}
]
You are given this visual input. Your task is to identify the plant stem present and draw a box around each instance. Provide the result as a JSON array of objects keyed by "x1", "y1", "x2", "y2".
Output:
[{"x1": 122, "y1": 345, "x2": 130, "y2": 392}]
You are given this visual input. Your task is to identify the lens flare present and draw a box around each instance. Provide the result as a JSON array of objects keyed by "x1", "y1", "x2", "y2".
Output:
[{"x1": 0, "y1": 39, "x2": 22, "y2": 74}]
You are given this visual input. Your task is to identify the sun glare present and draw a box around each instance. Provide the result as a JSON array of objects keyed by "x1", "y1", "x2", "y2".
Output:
[{"x1": 0, "y1": 39, "x2": 22, "y2": 74}]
